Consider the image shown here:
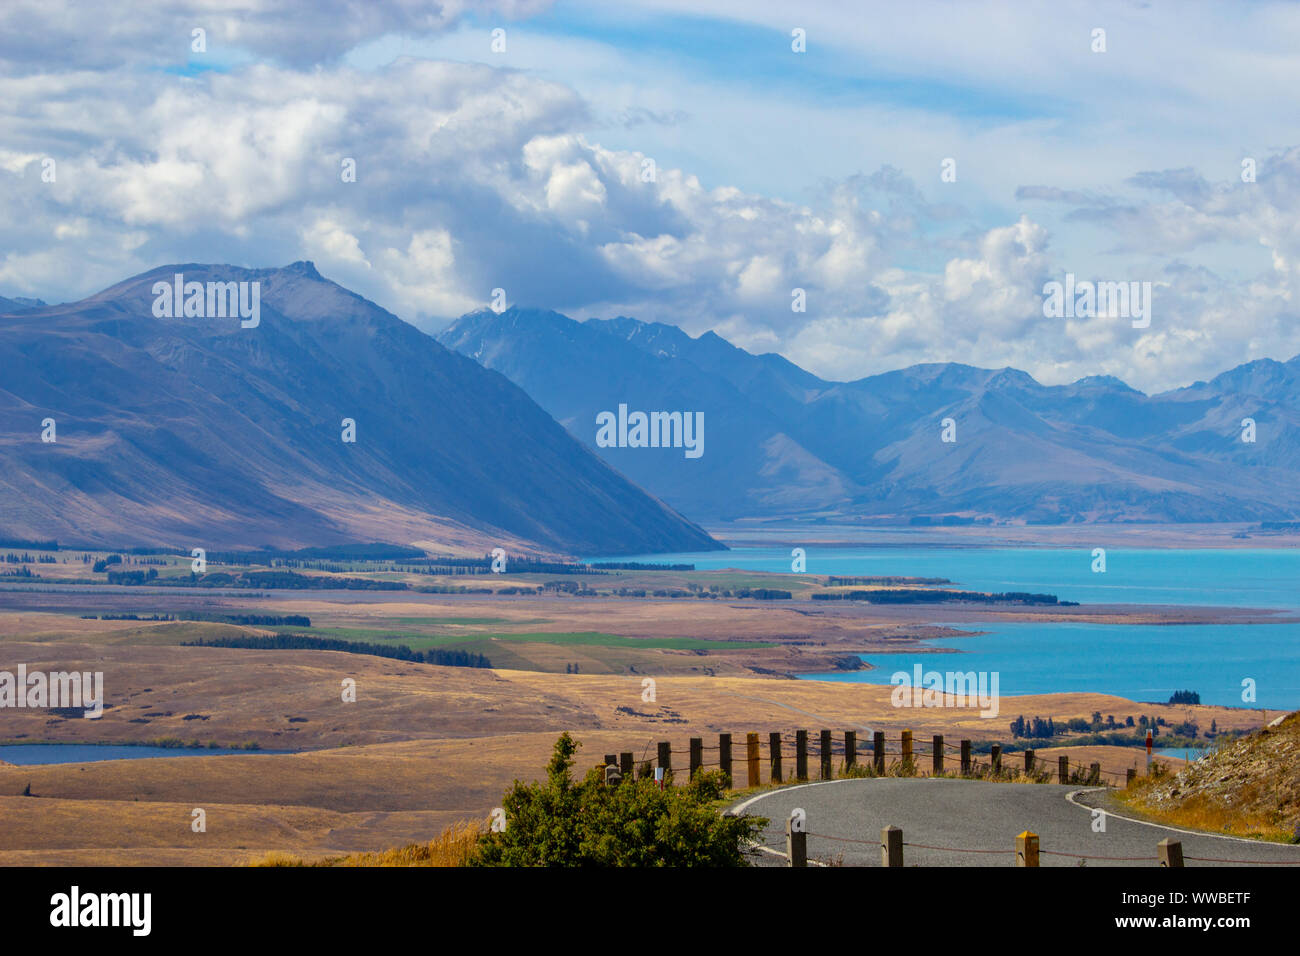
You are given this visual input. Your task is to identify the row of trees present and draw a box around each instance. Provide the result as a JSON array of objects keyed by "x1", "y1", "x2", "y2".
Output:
[
  {"x1": 182, "y1": 633, "x2": 490, "y2": 668},
  {"x1": 3, "y1": 552, "x2": 57, "y2": 563},
  {"x1": 1010, "y1": 711, "x2": 1213, "y2": 740},
  {"x1": 1010, "y1": 712, "x2": 1168, "y2": 739}
]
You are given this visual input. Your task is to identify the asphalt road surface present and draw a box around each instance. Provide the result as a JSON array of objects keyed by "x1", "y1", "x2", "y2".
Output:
[{"x1": 731, "y1": 778, "x2": 1300, "y2": 867}]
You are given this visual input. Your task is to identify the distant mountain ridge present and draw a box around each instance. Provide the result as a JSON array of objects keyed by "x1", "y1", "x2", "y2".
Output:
[
  {"x1": 440, "y1": 307, "x2": 1300, "y2": 523},
  {"x1": 0, "y1": 295, "x2": 46, "y2": 313},
  {"x1": 0, "y1": 264, "x2": 721, "y2": 555}
]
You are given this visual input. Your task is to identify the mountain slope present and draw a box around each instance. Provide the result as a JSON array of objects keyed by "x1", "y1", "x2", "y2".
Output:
[
  {"x1": 441, "y1": 307, "x2": 858, "y2": 518},
  {"x1": 0, "y1": 263, "x2": 721, "y2": 555},
  {"x1": 439, "y1": 308, "x2": 1300, "y2": 523}
]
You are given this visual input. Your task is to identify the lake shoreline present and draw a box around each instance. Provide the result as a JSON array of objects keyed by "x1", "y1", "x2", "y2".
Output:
[{"x1": 704, "y1": 521, "x2": 1300, "y2": 551}]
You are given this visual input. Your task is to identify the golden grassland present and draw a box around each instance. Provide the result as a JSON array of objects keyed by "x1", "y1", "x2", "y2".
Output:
[
  {"x1": 0, "y1": 637, "x2": 1274, "y2": 751},
  {"x1": 0, "y1": 570, "x2": 1289, "y2": 865},
  {"x1": 0, "y1": 636, "x2": 1281, "y2": 864}
]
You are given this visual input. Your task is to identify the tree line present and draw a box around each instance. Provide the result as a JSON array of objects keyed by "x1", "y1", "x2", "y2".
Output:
[{"x1": 182, "y1": 633, "x2": 490, "y2": 668}]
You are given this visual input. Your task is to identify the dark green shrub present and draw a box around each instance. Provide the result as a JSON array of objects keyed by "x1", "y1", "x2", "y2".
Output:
[{"x1": 471, "y1": 733, "x2": 765, "y2": 867}]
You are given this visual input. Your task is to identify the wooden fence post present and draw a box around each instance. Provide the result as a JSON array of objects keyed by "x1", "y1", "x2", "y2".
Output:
[
  {"x1": 901, "y1": 730, "x2": 913, "y2": 771},
  {"x1": 991, "y1": 743, "x2": 1002, "y2": 774},
  {"x1": 719, "y1": 733, "x2": 732, "y2": 782},
  {"x1": 619, "y1": 752, "x2": 633, "y2": 778},
  {"x1": 658, "y1": 741, "x2": 672, "y2": 780},
  {"x1": 746, "y1": 732, "x2": 761, "y2": 787},
  {"x1": 873, "y1": 731, "x2": 885, "y2": 773},
  {"x1": 1016, "y1": 831, "x2": 1039, "y2": 867},
  {"x1": 787, "y1": 813, "x2": 807, "y2": 868},
  {"x1": 1158, "y1": 838, "x2": 1184, "y2": 868},
  {"x1": 960, "y1": 739, "x2": 972, "y2": 776},
  {"x1": 604, "y1": 754, "x2": 617, "y2": 772},
  {"x1": 881, "y1": 825, "x2": 903, "y2": 867},
  {"x1": 1057, "y1": 755, "x2": 1068, "y2": 784},
  {"x1": 820, "y1": 729, "x2": 833, "y2": 780},
  {"x1": 769, "y1": 732, "x2": 783, "y2": 783},
  {"x1": 932, "y1": 735, "x2": 944, "y2": 775},
  {"x1": 1090, "y1": 762, "x2": 1102, "y2": 786},
  {"x1": 689, "y1": 738, "x2": 702, "y2": 778},
  {"x1": 1025, "y1": 749, "x2": 1035, "y2": 775},
  {"x1": 844, "y1": 731, "x2": 856, "y2": 771},
  {"x1": 1126, "y1": 767, "x2": 1136, "y2": 786},
  {"x1": 796, "y1": 729, "x2": 809, "y2": 780}
]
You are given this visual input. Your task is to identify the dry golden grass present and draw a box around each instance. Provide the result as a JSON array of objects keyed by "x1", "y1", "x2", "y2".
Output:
[
  {"x1": 333, "y1": 820, "x2": 483, "y2": 867},
  {"x1": 1, "y1": 639, "x2": 1270, "y2": 754},
  {"x1": 250, "y1": 819, "x2": 483, "y2": 867},
  {"x1": 1122, "y1": 783, "x2": 1292, "y2": 842}
]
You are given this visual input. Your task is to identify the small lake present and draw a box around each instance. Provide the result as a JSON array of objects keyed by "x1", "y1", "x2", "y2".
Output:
[
  {"x1": 0, "y1": 744, "x2": 285, "y2": 765},
  {"x1": 1160, "y1": 746, "x2": 1214, "y2": 762}
]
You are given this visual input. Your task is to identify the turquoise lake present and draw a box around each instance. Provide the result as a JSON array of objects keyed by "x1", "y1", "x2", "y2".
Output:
[{"x1": 592, "y1": 547, "x2": 1300, "y2": 709}]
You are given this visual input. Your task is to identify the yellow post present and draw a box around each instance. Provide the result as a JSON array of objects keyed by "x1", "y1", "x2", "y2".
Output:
[{"x1": 1016, "y1": 830, "x2": 1040, "y2": 867}]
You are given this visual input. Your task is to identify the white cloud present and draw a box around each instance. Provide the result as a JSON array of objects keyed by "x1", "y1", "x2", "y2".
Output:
[
  {"x1": 0, "y1": 1, "x2": 556, "y2": 71},
  {"x1": 300, "y1": 215, "x2": 370, "y2": 267},
  {"x1": 3, "y1": 3, "x2": 1300, "y2": 394}
]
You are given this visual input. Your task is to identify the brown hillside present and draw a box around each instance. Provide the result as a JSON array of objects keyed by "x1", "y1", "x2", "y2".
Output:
[{"x1": 1124, "y1": 711, "x2": 1300, "y2": 842}]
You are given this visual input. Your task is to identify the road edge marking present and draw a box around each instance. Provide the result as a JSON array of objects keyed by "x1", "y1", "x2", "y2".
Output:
[{"x1": 730, "y1": 776, "x2": 869, "y2": 815}]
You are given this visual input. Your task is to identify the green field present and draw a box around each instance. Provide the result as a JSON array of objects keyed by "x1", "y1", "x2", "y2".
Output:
[
  {"x1": 471, "y1": 631, "x2": 775, "y2": 651},
  {"x1": 389, "y1": 616, "x2": 524, "y2": 626},
  {"x1": 273, "y1": 625, "x2": 774, "y2": 653}
]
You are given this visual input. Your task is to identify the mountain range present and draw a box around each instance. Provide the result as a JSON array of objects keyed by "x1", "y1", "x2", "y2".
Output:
[
  {"x1": 440, "y1": 307, "x2": 1300, "y2": 523},
  {"x1": 0, "y1": 264, "x2": 720, "y2": 556},
  {"x1": 6, "y1": 262, "x2": 1296, "y2": 558}
]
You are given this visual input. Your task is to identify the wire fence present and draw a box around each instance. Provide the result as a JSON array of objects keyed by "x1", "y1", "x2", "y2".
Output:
[{"x1": 609, "y1": 728, "x2": 1149, "y2": 788}]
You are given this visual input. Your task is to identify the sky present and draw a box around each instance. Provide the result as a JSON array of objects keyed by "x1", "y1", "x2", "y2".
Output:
[{"x1": 3, "y1": 0, "x2": 1300, "y2": 392}]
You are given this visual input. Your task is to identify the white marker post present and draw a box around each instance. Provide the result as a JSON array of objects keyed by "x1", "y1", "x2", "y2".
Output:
[
  {"x1": 1145, "y1": 728, "x2": 1153, "y2": 775},
  {"x1": 654, "y1": 766, "x2": 665, "y2": 791}
]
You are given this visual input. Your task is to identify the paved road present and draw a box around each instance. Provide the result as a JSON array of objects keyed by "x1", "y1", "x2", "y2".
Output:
[{"x1": 731, "y1": 778, "x2": 1300, "y2": 867}]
